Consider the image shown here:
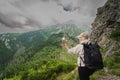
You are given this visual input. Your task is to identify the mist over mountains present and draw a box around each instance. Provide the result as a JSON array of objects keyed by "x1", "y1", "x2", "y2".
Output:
[{"x1": 0, "y1": 0, "x2": 107, "y2": 33}]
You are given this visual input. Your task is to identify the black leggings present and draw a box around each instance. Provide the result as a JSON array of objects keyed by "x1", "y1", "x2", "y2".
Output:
[{"x1": 78, "y1": 67, "x2": 95, "y2": 80}]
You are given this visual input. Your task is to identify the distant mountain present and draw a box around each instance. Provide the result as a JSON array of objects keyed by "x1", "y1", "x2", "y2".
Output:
[
  {"x1": 0, "y1": 23, "x2": 83, "y2": 55},
  {"x1": 0, "y1": 23, "x2": 83, "y2": 53},
  {"x1": 4, "y1": 31, "x2": 78, "y2": 80},
  {"x1": 47, "y1": 23, "x2": 84, "y2": 37},
  {"x1": 0, "y1": 23, "x2": 83, "y2": 79}
]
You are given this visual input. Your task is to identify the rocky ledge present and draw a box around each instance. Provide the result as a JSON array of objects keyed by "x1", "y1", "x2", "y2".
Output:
[{"x1": 90, "y1": 0, "x2": 120, "y2": 48}]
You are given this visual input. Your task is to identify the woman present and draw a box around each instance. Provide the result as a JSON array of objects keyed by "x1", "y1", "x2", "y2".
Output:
[{"x1": 62, "y1": 32, "x2": 94, "y2": 80}]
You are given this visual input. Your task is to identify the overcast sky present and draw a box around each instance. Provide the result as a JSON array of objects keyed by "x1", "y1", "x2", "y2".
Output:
[{"x1": 0, "y1": 0, "x2": 107, "y2": 34}]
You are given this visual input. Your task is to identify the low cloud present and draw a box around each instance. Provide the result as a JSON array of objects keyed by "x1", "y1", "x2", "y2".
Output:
[
  {"x1": 0, "y1": 0, "x2": 107, "y2": 33},
  {"x1": 47, "y1": 0, "x2": 80, "y2": 12},
  {"x1": 0, "y1": 12, "x2": 41, "y2": 29},
  {"x1": 63, "y1": 3, "x2": 79, "y2": 12},
  {"x1": 0, "y1": 0, "x2": 42, "y2": 29}
]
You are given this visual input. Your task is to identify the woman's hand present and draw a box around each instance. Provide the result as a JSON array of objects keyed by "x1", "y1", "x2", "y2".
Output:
[
  {"x1": 61, "y1": 37, "x2": 69, "y2": 50},
  {"x1": 62, "y1": 37, "x2": 67, "y2": 45}
]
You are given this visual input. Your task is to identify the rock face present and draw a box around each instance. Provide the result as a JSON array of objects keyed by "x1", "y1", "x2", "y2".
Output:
[{"x1": 90, "y1": 0, "x2": 120, "y2": 48}]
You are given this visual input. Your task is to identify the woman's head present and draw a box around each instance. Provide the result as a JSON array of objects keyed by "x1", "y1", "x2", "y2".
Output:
[{"x1": 77, "y1": 32, "x2": 89, "y2": 42}]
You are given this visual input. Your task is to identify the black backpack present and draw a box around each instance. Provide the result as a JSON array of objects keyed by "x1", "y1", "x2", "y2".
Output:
[{"x1": 80, "y1": 42, "x2": 103, "y2": 71}]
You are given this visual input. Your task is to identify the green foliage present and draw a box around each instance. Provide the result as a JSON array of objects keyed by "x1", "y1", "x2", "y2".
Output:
[
  {"x1": 103, "y1": 51, "x2": 120, "y2": 76},
  {"x1": 0, "y1": 30, "x2": 49, "y2": 74},
  {"x1": 0, "y1": 40, "x2": 14, "y2": 72},
  {"x1": 1, "y1": 30, "x2": 78, "y2": 80},
  {"x1": 109, "y1": 69, "x2": 120, "y2": 76},
  {"x1": 90, "y1": 70, "x2": 105, "y2": 80},
  {"x1": 100, "y1": 47, "x2": 108, "y2": 54},
  {"x1": 0, "y1": 26, "x2": 84, "y2": 80},
  {"x1": 58, "y1": 68, "x2": 78, "y2": 80},
  {"x1": 103, "y1": 57, "x2": 115, "y2": 68},
  {"x1": 20, "y1": 60, "x2": 75, "y2": 80},
  {"x1": 110, "y1": 30, "x2": 120, "y2": 41},
  {"x1": 90, "y1": 47, "x2": 120, "y2": 79},
  {"x1": 3, "y1": 75, "x2": 21, "y2": 80},
  {"x1": 103, "y1": 55, "x2": 120, "y2": 68}
]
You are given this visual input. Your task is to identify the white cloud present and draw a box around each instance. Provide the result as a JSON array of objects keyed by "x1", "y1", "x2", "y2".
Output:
[{"x1": 0, "y1": 0, "x2": 107, "y2": 33}]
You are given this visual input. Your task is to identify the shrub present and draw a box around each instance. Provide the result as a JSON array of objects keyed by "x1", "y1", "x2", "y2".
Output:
[
  {"x1": 109, "y1": 69, "x2": 120, "y2": 76},
  {"x1": 110, "y1": 30, "x2": 120, "y2": 41},
  {"x1": 103, "y1": 57, "x2": 115, "y2": 68},
  {"x1": 50, "y1": 73, "x2": 57, "y2": 80},
  {"x1": 20, "y1": 60, "x2": 75, "y2": 80},
  {"x1": 20, "y1": 71, "x2": 29, "y2": 80}
]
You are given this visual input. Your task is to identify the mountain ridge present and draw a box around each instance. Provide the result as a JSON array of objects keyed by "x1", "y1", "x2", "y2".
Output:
[{"x1": 0, "y1": 23, "x2": 83, "y2": 80}]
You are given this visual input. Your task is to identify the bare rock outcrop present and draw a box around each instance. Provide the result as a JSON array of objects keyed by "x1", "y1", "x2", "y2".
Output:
[{"x1": 90, "y1": 0, "x2": 120, "y2": 48}]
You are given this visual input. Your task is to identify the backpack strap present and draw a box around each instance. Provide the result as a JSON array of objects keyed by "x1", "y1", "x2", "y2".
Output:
[
  {"x1": 79, "y1": 41, "x2": 91, "y2": 67},
  {"x1": 80, "y1": 56, "x2": 84, "y2": 64},
  {"x1": 80, "y1": 42, "x2": 90, "y2": 66}
]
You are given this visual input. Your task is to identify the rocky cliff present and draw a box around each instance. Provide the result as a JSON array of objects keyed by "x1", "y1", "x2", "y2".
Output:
[{"x1": 90, "y1": 0, "x2": 120, "y2": 56}]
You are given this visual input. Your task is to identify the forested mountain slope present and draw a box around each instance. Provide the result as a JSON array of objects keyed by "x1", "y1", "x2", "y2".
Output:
[{"x1": 0, "y1": 24, "x2": 83, "y2": 80}]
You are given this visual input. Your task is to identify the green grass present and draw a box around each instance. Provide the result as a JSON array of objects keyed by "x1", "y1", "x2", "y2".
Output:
[
  {"x1": 90, "y1": 47, "x2": 120, "y2": 80},
  {"x1": 110, "y1": 30, "x2": 120, "y2": 41},
  {"x1": 109, "y1": 68, "x2": 120, "y2": 76},
  {"x1": 57, "y1": 67, "x2": 78, "y2": 80},
  {"x1": 102, "y1": 49, "x2": 120, "y2": 76},
  {"x1": 3, "y1": 75, "x2": 21, "y2": 80},
  {"x1": 90, "y1": 70, "x2": 105, "y2": 80},
  {"x1": 4, "y1": 60, "x2": 76, "y2": 80}
]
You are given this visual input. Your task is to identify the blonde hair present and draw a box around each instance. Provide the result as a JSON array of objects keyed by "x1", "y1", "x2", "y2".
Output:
[
  {"x1": 77, "y1": 32, "x2": 89, "y2": 39},
  {"x1": 82, "y1": 33, "x2": 89, "y2": 39}
]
